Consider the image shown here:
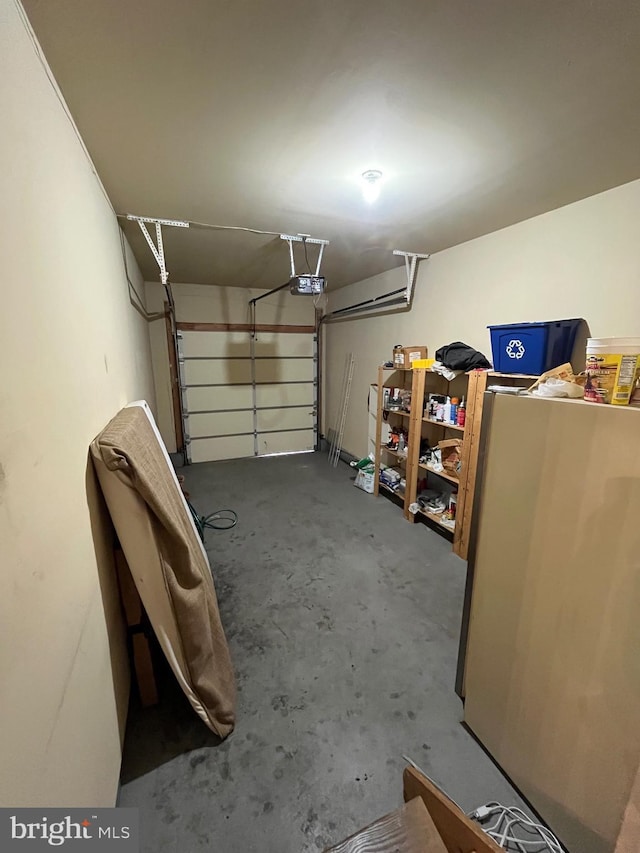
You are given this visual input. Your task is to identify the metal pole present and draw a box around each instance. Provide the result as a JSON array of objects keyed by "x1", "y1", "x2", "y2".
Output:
[
  {"x1": 288, "y1": 238, "x2": 296, "y2": 277},
  {"x1": 332, "y1": 354, "x2": 355, "y2": 467},
  {"x1": 328, "y1": 354, "x2": 349, "y2": 464},
  {"x1": 325, "y1": 287, "x2": 407, "y2": 318},
  {"x1": 249, "y1": 280, "x2": 291, "y2": 305},
  {"x1": 324, "y1": 295, "x2": 408, "y2": 323}
]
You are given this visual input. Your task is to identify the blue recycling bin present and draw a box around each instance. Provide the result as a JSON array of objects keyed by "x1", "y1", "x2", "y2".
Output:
[{"x1": 488, "y1": 319, "x2": 582, "y2": 375}]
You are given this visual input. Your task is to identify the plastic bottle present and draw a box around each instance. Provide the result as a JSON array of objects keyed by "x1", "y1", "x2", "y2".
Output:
[
  {"x1": 443, "y1": 396, "x2": 452, "y2": 424},
  {"x1": 457, "y1": 397, "x2": 466, "y2": 427},
  {"x1": 450, "y1": 397, "x2": 459, "y2": 424}
]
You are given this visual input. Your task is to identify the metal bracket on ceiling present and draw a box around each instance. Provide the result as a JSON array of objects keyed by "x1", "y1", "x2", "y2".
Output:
[
  {"x1": 126, "y1": 214, "x2": 189, "y2": 285},
  {"x1": 392, "y1": 249, "x2": 431, "y2": 305},
  {"x1": 280, "y1": 233, "x2": 330, "y2": 278}
]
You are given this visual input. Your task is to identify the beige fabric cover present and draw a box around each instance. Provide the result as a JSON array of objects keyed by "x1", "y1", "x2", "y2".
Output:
[{"x1": 90, "y1": 401, "x2": 235, "y2": 738}]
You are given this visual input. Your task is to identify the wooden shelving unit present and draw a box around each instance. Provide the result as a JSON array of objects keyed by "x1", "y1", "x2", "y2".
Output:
[
  {"x1": 422, "y1": 417, "x2": 465, "y2": 432},
  {"x1": 374, "y1": 365, "x2": 466, "y2": 530},
  {"x1": 418, "y1": 462, "x2": 459, "y2": 485},
  {"x1": 373, "y1": 366, "x2": 412, "y2": 505},
  {"x1": 374, "y1": 365, "x2": 538, "y2": 557},
  {"x1": 418, "y1": 506, "x2": 456, "y2": 531}
]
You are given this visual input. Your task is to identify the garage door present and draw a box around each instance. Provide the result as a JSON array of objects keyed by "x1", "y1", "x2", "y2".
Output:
[{"x1": 178, "y1": 327, "x2": 317, "y2": 463}]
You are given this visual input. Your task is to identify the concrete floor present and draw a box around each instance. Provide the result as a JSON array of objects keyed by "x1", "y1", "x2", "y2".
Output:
[{"x1": 119, "y1": 452, "x2": 524, "y2": 851}]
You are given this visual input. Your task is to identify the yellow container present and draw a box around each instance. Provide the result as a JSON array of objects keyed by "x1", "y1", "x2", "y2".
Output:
[
  {"x1": 411, "y1": 358, "x2": 435, "y2": 369},
  {"x1": 584, "y1": 337, "x2": 640, "y2": 405}
]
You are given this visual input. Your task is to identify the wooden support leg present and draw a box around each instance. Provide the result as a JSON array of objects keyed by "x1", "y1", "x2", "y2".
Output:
[{"x1": 115, "y1": 548, "x2": 158, "y2": 707}]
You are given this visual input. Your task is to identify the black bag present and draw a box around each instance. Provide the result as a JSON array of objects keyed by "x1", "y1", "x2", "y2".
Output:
[{"x1": 435, "y1": 341, "x2": 492, "y2": 371}]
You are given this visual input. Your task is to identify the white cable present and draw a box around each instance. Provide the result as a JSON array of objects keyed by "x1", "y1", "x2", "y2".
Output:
[
  {"x1": 472, "y1": 803, "x2": 564, "y2": 853},
  {"x1": 117, "y1": 214, "x2": 282, "y2": 238},
  {"x1": 500, "y1": 809, "x2": 563, "y2": 852}
]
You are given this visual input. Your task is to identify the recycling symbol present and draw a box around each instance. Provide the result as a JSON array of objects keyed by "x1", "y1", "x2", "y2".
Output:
[{"x1": 506, "y1": 339, "x2": 525, "y2": 359}]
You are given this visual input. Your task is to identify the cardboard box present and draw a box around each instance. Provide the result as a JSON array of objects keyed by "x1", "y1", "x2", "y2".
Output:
[
  {"x1": 393, "y1": 346, "x2": 406, "y2": 367},
  {"x1": 438, "y1": 438, "x2": 462, "y2": 477},
  {"x1": 392, "y1": 345, "x2": 429, "y2": 368},
  {"x1": 404, "y1": 345, "x2": 428, "y2": 365}
]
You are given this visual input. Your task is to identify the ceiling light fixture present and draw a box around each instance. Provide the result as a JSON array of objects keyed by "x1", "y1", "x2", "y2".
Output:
[{"x1": 361, "y1": 169, "x2": 383, "y2": 204}]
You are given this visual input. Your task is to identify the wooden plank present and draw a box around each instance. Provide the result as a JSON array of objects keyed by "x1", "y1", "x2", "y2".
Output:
[
  {"x1": 454, "y1": 370, "x2": 539, "y2": 559},
  {"x1": 114, "y1": 548, "x2": 142, "y2": 626},
  {"x1": 166, "y1": 309, "x2": 185, "y2": 452},
  {"x1": 403, "y1": 767, "x2": 503, "y2": 853},
  {"x1": 373, "y1": 366, "x2": 384, "y2": 497},
  {"x1": 405, "y1": 369, "x2": 426, "y2": 521},
  {"x1": 418, "y1": 463, "x2": 459, "y2": 485},
  {"x1": 132, "y1": 633, "x2": 159, "y2": 707},
  {"x1": 453, "y1": 370, "x2": 488, "y2": 559},
  {"x1": 463, "y1": 394, "x2": 640, "y2": 852},
  {"x1": 176, "y1": 321, "x2": 315, "y2": 334},
  {"x1": 115, "y1": 549, "x2": 159, "y2": 708},
  {"x1": 423, "y1": 417, "x2": 465, "y2": 432},
  {"x1": 325, "y1": 795, "x2": 448, "y2": 853}
]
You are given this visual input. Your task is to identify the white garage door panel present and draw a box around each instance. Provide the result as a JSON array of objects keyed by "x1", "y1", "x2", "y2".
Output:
[
  {"x1": 185, "y1": 360, "x2": 252, "y2": 385},
  {"x1": 253, "y1": 333, "x2": 313, "y2": 357},
  {"x1": 259, "y1": 430, "x2": 315, "y2": 455},
  {"x1": 186, "y1": 385, "x2": 253, "y2": 412},
  {"x1": 190, "y1": 434, "x2": 255, "y2": 463},
  {"x1": 255, "y1": 384, "x2": 313, "y2": 407},
  {"x1": 257, "y1": 407, "x2": 312, "y2": 432},
  {"x1": 254, "y1": 359, "x2": 312, "y2": 383},
  {"x1": 190, "y1": 410, "x2": 254, "y2": 437},
  {"x1": 179, "y1": 328, "x2": 316, "y2": 463},
  {"x1": 182, "y1": 331, "x2": 251, "y2": 358}
]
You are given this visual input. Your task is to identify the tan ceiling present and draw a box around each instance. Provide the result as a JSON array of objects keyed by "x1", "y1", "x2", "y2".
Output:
[{"x1": 23, "y1": 0, "x2": 640, "y2": 289}]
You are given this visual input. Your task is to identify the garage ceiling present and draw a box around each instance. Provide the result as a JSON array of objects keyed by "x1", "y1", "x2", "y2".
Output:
[{"x1": 23, "y1": 0, "x2": 640, "y2": 289}]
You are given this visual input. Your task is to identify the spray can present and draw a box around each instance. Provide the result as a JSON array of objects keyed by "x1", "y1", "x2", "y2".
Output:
[{"x1": 457, "y1": 397, "x2": 466, "y2": 428}]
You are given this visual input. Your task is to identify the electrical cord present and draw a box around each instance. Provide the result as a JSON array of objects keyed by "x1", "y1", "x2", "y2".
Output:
[
  {"x1": 402, "y1": 756, "x2": 565, "y2": 853},
  {"x1": 469, "y1": 803, "x2": 565, "y2": 852},
  {"x1": 202, "y1": 510, "x2": 238, "y2": 531},
  {"x1": 117, "y1": 214, "x2": 282, "y2": 238},
  {"x1": 187, "y1": 501, "x2": 238, "y2": 541}
]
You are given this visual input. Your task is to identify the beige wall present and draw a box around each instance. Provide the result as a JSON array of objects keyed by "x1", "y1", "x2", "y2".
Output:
[
  {"x1": 0, "y1": 1, "x2": 156, "y2": 806},
  {"x1": 146, "y1": 280, "x2": 317, "y2": 452},
  {"x1": 325, "y1": 178, "x2": 640, "y2": 457}
]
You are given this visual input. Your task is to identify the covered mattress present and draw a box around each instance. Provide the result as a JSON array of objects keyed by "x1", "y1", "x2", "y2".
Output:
[{"x1": 90, "y1": 401, "x2": 235, "y2": 737}]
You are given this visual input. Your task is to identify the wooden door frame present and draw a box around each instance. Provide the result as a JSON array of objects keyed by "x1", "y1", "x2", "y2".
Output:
[{"x1": 165, "y1": 308, "x2": 184, "y2": 453}]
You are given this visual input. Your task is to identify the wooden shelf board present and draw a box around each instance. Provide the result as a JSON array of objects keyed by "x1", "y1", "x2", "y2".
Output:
[
  {"x1": 418, "y1": 463, "x2": 459, "y2": 485},
  {"x1": 418, "y1": 507, "x2": 456, "y2": 531},
  {"x1": 380, "y1": 482, "x2": 405, "y2": 498},
  {"x1": 380, "y1": 446, "x2": 408, "y2": 461},
  {"x1": 422, "y1": 417, "x2": 465, "y2": 432},
  {"x1": 383, "y1": 409, "x2": 411, "y2": 417},
  {"x1": 489, "y1": 371, "x2": 539, "y2": 379}
]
